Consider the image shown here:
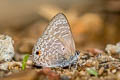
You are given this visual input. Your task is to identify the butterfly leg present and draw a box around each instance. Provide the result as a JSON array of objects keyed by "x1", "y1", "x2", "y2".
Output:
[
  {"x1": 73, "y1": 61, "x2": 78, "y2": 70},
  {"x1": 68, "y1": 63, "x2": 72, "y2": 70}
]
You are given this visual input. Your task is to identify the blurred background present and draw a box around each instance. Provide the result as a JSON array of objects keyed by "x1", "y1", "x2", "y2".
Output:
[{"x1": 0, "y1": 0, "x2": 120, "y2": 54}]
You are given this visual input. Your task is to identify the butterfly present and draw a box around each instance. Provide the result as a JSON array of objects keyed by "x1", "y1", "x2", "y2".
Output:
[{"x1": 32, "y1": 13, "x2": 80, "y2": 67}]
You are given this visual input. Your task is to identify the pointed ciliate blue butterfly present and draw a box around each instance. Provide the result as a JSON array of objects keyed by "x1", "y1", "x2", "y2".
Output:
[{"x1": 32, "y1": 13, "x2": 80, "y2": 67}]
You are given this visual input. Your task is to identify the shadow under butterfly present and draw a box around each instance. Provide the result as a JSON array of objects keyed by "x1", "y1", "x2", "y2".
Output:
[{"x1": 32, "y1": 13, "x2": 80, "y2": 68}]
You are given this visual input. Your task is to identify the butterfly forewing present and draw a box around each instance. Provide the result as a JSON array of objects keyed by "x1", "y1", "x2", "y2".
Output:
[{"x1": 32, "y1": 13, "x2": 76, "y2": 67}]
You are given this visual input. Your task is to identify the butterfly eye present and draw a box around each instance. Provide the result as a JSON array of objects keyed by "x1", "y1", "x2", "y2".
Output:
[{"x1": 36, "y1": 51, "x2": 41, "y2": 56}]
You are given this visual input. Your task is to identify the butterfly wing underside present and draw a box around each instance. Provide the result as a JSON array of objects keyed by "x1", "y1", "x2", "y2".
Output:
[{"x1": 33, "y1": 13, "x2": 76, "y2": 67}]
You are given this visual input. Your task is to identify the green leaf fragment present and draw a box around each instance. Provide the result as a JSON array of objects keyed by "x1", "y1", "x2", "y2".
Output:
[
  {"x1": 86, "y1": 68, "x2": 98, "y2": 77},
  {"x1": 22, "y1": 54, "x2": 29, "y2": 70}
]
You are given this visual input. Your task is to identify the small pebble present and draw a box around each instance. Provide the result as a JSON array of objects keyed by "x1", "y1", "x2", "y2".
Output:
[
  {"x1": 61, "y1": 75, "x2": 70, "y2": 80},
  {"x1": 0, "y1": 62, "x2": 9, "y2": 70},
  {"x1": 105, "y1": 43, "x2": 120, "y2": 55},
  {"x1": 112, "y1": 69, "x2": 116, "y2": 74},
  {"x1": 26, "y1": 60, "x2": 33, "y2": 66},
  {"x1": 79, "y1": 70, "x2": 86, "y2": 76},
  {"x1": 98, "y1": 67, "x2": 104, "y2": 75}
]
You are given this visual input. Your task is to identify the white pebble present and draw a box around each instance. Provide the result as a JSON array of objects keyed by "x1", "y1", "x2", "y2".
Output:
[{"x1": 0, "y1": 35, "x2": 15, "y2": 62}]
